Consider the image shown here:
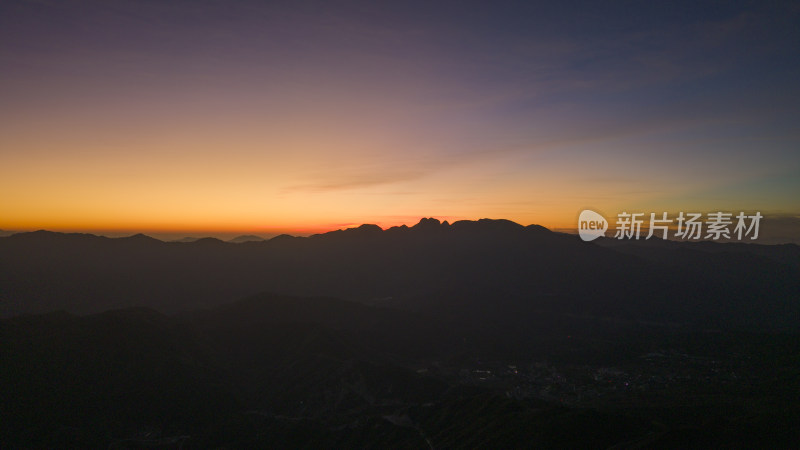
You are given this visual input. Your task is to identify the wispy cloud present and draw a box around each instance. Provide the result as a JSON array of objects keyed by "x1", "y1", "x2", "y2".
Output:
[{"x1": 283, "y1": 167, "x2": 429, "y2": 193}]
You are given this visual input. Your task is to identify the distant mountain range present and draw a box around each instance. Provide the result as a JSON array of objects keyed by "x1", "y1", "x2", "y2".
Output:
[
  {"x1": 171, "y1": 235, "x2": 265, "y2": 243},
  {"x1": 228, "y1": 234, "x2": 265, "y2": 243},
  {"x1": 171, "y1": 236, "x2": 201, "y2": 243},
  {"x1": 0, "y1": 218, "x2": 798, "y2": 331}
]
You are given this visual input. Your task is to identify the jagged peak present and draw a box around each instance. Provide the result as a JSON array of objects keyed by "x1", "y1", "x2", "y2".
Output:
[{"x1": 413, "y1": 217, "x2": 442, "y2": 228}]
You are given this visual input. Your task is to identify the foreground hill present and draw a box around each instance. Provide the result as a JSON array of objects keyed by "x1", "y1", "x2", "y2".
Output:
[{"x1": 3, "y1": 293, "x2": 798, "y2": 447}]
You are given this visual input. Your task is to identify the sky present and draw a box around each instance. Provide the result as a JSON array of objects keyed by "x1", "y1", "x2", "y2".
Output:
[{"x1": 1, "y1": 0, "x2": 799, "y2": 241}]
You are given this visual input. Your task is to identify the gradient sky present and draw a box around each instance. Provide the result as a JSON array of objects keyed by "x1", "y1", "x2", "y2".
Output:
[{"x1": 1, "y1": 0, "x2": 798, "y2": 240}]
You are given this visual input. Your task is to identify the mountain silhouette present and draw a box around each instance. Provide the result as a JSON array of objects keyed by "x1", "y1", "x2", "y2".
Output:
[
  {"x1": 171, "y1": 236, "x2": 200, "y2": 243},
  {"x1": 228, "y1": 234, "x2": 265, "y2": 243},
  {"x1": 0, "y1": 218, "x2": 797, "y2": 331},
  {"x1": 2, "y1": 222, "x2": 798, "y2": 447}
]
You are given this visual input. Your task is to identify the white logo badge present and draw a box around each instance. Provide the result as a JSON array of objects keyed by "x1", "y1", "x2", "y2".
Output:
[{"x1": 578, "y1": 209, "x2": 608, "y2": 242}]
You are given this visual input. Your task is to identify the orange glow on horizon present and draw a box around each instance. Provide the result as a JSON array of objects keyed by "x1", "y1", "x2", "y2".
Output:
[{"x1": 0, "y1": 212, "x2": 579, "y2": 239}]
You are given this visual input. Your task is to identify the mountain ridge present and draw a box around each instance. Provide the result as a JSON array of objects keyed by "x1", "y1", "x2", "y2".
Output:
[
  {"x1": 1, "y1": 218, "x2": 555, "y2": 243},
  {"x1": 0, "y1": 218, "x2": 797, "y2": 332}
]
